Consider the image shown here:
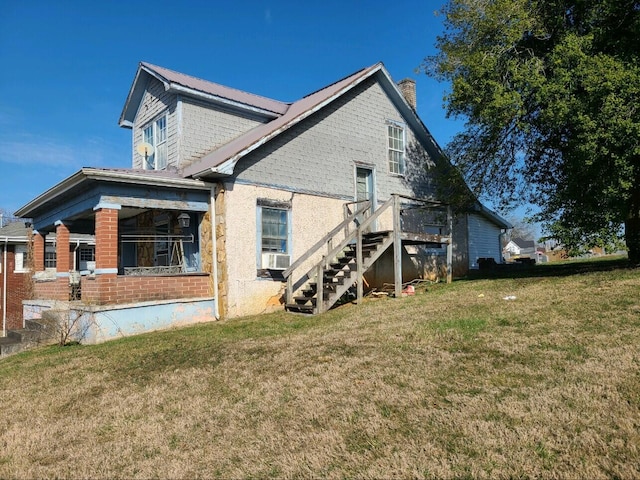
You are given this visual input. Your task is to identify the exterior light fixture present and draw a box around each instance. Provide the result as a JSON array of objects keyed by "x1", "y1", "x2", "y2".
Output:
[{"x1": 177, "y1": 212, "x2": 190, "y2": 229}]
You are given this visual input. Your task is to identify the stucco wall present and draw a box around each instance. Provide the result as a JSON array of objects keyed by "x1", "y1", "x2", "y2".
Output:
[{"x1": 222, "y1": 183, "x2": 346, "y2": 318}]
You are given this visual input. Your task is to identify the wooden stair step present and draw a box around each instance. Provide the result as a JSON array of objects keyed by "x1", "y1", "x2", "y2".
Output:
[{"x1": 285, "y1": 303, "x2": 315, "y2": 314}]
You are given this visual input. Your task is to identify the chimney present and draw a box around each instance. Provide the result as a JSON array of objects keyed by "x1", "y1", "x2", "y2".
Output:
[{"x1": 397, "y1": 78, "x2": 416, "y2": 110}]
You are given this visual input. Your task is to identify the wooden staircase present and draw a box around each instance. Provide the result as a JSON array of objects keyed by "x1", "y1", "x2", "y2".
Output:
[
  {"x1": 283, "y1": 194, "x2": 453, "y2": 315},
  {"x1": 286, "y1": 232, "x2": 392, "y2": 313}
]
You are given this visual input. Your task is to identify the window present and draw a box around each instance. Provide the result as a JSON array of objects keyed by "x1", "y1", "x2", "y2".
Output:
[
  {"x1": 387, "y1": 123, "x2": 405, "y2": 175},
  {"x1": 142, "y1": 115, "x2": 167, "y2": 170},
  {"x1": 14, "y1": 245, "x2": 29, "y2": 273},
  {"x1": 257, "y1": 200, "x2": 292, "y2": 272},
  {"x1": 44, "y1": 245, "x2": 56, "y2": 269},
  {"x1": 261, "y1": 208, "x2": 289, "y2": 253}
]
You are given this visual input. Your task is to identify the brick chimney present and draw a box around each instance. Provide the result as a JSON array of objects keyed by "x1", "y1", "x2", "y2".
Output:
[{"x1": 397, "y1": 78, "x2": 416, "y2": 110}]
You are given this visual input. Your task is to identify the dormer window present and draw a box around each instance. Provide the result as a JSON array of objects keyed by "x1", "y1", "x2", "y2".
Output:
[
  {"x1": 143, "y1": 115, "x2": 167, "y2": 170},
  {"x1": 387, "y1": 121, "x2": 406, "y2": 175}
]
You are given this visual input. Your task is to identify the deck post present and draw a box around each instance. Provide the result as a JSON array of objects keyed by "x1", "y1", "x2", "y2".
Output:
[
  {"x1": 446, "y1": 205, "x2": 453, "y2": 284},
  {"x1": 315, "y1": 261, "x2": 324, "y2": 314},
  {"x1": 356, "y1": 228, "x2": 363, "y2": 303},
  {"x1": 286, "y1": 275, "x2": 293, "y2": 306},
  {"x1": 393, "y1": 195, "x2": 403, "y2": 298}
]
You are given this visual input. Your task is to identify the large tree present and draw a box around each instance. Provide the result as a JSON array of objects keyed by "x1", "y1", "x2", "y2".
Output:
[{"x1": 423, "y1": 0, "x2": 640, "y2": 264}]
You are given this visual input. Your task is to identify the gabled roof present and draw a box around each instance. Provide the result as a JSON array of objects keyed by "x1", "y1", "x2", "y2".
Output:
[
  {"x1": 512, "y1": 237, "x2": 535, "y2": 248},
  {"x1": 119, "y1": 62, "x2": 290, "y2": 128},
  {"x1": 182, "y1": 62, "x2": 444, "y2": 180}
]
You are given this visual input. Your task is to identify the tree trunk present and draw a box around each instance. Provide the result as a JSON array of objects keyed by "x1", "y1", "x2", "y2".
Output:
[{"x1": 627, "y1": 177, "x2": 640, "y2": 266}]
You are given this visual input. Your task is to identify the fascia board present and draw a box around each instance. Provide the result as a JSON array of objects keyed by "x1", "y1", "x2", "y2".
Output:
[{"x1": 168, "y1": 84, "x2": 282, "y2": 119}]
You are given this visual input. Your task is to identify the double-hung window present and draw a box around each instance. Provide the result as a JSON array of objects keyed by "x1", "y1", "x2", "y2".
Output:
[
  {"x1": 387, "y1": 122, "x2": 406, "y2": 175},
  {"x1": 143, "y1": 115, "x2": 167, "y2": 170},
  {"x1": 44, "y1": 245, "x2": 56, "y2": 269},
  {"x1": 257, "y1": 200, "x2": 292, "y2": 272}
]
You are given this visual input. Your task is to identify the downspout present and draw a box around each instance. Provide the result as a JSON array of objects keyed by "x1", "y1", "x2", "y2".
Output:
[
  {"x1": 73, "y1": 239, "x2": 80, "y2": 271},
  {"x1": 2, "y1": 238, "x2": 7, "y2": 338},
  {"x1": 210, "y1": 185, "x2": 220, "y2": 319}
]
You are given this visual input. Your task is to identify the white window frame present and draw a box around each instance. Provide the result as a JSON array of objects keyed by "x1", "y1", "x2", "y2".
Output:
[
  {"x1": 142, "y1": 114, "x2": 168, "y2": 170},
  {"x1": 256, "y1": 204, "x2": 292, "y2": 269},
  {"x1": 387, "y1": 121, "x2": 406, "y2": 176},
  {"x1": 14, "y1": 245, "x2": 29, "y2": 273}
]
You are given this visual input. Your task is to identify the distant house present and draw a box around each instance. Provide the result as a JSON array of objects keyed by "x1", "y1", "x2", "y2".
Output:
[
  {"x1": 15, "y1": 61, "x2": 510, "y2": 343},
  {"x1": 503, "y1": 237, "x2": 536, "y2": 259},
  {"x1": 0, "y1": 222, "x2": 94, "y2": 336}
]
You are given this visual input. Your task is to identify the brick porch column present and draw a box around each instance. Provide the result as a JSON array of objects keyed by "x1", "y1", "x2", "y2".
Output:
[
  {"x1": 54, "y1": 221, "x2": 70, "y2": 277},
  {"x1": 94, "y1": 204, "x2": 120, "y2": 274},
  {"x1": 33, "y1": 231, "x2": 45, "y2": 272}
]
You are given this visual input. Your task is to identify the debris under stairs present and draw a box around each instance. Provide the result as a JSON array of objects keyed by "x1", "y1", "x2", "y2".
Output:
[{"x1": 286, "y1": 231, "x2": 392, "y2": 314}]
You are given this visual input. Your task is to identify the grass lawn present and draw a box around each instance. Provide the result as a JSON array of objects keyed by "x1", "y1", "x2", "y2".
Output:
[{"x1": 1, "y1": 257, "x2": 638, "y2": 479}]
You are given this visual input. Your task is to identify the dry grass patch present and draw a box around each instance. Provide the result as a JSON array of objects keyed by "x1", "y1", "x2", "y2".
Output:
[{"x1": 1, "y1": 258, "x2": 639, "y2": 479}]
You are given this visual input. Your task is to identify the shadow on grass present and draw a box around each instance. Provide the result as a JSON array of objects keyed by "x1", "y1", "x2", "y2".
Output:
[{"x1": 464, "y1": 256, "x2": 633, "y2": 281}]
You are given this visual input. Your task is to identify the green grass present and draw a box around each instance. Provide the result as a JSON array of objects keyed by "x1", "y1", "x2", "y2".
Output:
[{"x1": 0, "y1": 257, "x2": 639, "y2": 479}]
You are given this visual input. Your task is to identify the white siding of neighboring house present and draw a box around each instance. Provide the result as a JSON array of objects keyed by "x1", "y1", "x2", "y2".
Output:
[{"x1": 467, "y1": 213, "x2": 502, "y2": 269}]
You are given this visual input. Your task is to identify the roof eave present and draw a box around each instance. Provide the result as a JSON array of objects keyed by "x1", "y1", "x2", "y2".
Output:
[{"x1": 16, "y1": 168, "x2": 213, "y2": 218}]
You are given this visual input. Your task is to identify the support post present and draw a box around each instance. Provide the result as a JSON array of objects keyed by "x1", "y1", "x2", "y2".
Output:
[
  {"x1": 315, "y1": 261, "x2": 324, "y2": 314},
  {"x1": 446, "y1": 205, "x2": 453, "y2": 284},
  {"x1": 393, "y1": 195, "x2": 403, "y2": 298},
  {"x1": 356, "y1": 228, "x2": 363, "y2": 303}
]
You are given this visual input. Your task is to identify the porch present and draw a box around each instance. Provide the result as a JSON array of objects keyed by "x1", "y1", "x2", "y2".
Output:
[{"x1": 284, "y1": 194, "x2": 453, "y2": 314}]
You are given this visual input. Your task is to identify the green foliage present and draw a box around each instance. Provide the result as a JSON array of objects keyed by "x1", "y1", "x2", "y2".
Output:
[{"x1": 423, "y1": 0, "x2": 640, "y2": 263}]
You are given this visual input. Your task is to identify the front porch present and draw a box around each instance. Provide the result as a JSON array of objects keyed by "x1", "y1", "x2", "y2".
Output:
[{"x1": 16, "y1": 168, "x2": 219, "y2": 341}]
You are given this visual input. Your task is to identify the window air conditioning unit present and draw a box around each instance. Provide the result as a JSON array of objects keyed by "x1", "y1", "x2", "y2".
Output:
[{"x1": 262, "y1": 253, "x2": 291, "y2": 270}]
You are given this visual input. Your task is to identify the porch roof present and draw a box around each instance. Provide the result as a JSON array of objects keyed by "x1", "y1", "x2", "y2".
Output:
[{"x1": 15, "y1": 168, "x2": 212, "y2": 233}]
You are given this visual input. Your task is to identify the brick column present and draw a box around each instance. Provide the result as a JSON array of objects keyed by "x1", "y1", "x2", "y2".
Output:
[
  {"x1": 94, "y1": 205, "x2": 120, "y2": 274},
  {"x1": 33, "y1": 231, "x2": 45, "y2": 272},
  {"x1": 54, "y1": 221, "x2": 70, "y2": 277}
]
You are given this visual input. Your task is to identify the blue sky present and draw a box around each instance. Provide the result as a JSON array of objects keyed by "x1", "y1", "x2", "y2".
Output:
[{"x1": 0, "y1": 0, "x2": 466, "y2": 218}]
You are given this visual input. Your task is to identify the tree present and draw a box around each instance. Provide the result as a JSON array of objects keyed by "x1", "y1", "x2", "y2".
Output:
[{"x1": 423, "y1": 0, "x2": 640, "y2": 264}]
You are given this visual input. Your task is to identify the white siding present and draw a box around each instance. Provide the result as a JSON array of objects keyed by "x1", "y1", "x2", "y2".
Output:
[{"x1": 467, "y1": 213, "x2": 502, "y2": 269}]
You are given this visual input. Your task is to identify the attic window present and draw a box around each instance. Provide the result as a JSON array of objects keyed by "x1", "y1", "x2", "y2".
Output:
[
  {"x1": 142, "y1": 115, "x2": 167, "y2": 170},
  {"x1": 387, "y1": 122, "x2": 406, "y2": 175}
]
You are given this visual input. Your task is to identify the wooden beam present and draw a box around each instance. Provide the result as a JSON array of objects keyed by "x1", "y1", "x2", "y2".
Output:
[{"x1": 393, "y1": 195, "x2": 403, "y2": 298}]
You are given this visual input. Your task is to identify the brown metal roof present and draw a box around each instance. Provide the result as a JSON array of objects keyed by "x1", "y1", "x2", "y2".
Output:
[{"x1": 141, "y1": 62, "x2": 290, "y2": 116}]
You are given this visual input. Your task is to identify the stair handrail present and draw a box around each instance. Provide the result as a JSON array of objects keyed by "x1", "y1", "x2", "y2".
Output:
[
  {"x1": 283, "y1": 200, "x2": 371, "y2": 303},
  {"x1": 284, "y1": 195, "x2": 400, "y2": 307}
]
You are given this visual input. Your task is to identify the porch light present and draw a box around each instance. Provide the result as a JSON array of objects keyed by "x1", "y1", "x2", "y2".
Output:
[{"x1": 177, "y1": 212, "x2": 190, "y2": 229}]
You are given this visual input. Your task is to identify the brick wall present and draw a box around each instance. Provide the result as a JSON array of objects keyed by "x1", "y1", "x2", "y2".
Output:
[
  {"x1": 32, "y1": 278, "x2": 69, "y2": 301},
  {"x1": 81, "y1": 274, "x2": 211, "y2": 305},
  {"x1": 1, "y1": 247, "x2": 30, "y2": 330}
]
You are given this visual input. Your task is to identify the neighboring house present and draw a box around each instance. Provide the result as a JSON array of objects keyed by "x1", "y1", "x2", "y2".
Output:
[
  {"x1": 503, "y1": 237, "x2": 536, "y2": 259},
  {"x1": 15, "y1": 61, "x2": 510, "y2": 342},
  {"x1": 0, "y1": 221, "x2": 94, "y2": 336}
]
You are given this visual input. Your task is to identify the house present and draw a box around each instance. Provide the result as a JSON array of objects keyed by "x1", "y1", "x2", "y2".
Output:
[
  {"x1": 503, "y1": 237, "x2": 536, "y2": 260},
  {"x1": 0, "y1": 221, "x2": 94, "y2": 337},
  {"x1": 15, "y1": 61, "x2": 510, "y2": 342}
]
